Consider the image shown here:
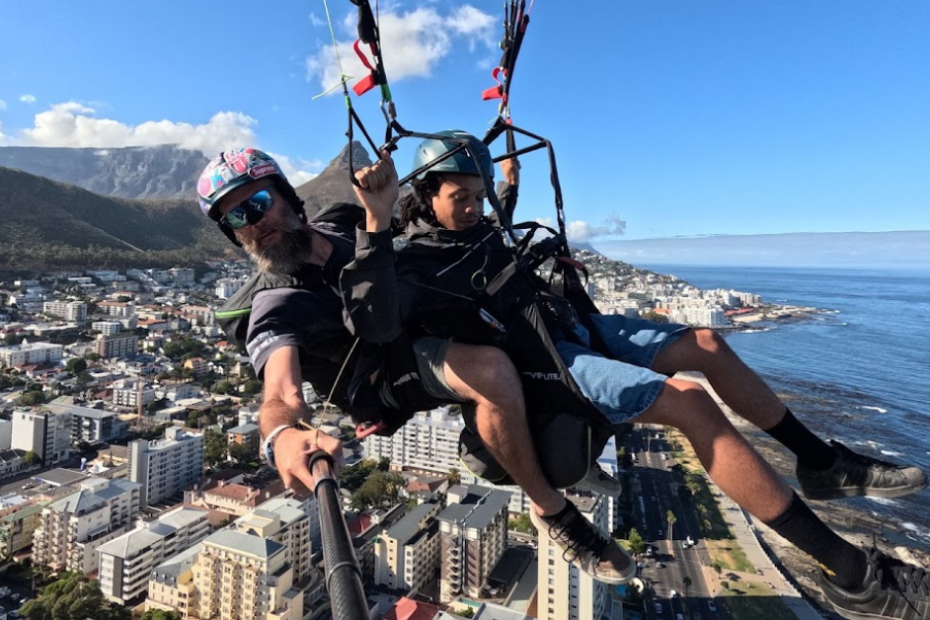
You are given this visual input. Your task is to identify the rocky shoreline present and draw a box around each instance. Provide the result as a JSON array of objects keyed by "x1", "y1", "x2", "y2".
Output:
[{"x1": 675, "y1": 372, "x2": 929, "y2": 614}]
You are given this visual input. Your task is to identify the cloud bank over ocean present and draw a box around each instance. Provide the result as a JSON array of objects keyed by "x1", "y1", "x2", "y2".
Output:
[{"x1": 595, "y1": 231, "x2": 930, "y2": 270}]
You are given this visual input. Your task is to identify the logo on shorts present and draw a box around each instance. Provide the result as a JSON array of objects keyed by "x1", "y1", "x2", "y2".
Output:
[
  {"x1": 393, "y1": 372, "x2": 420, "y2": 387},
  {"x1": 522, "y1": 371, "x2": 562, "y2": 381}
]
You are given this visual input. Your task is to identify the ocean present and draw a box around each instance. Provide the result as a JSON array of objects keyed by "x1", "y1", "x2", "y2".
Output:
[{"x1": 639, "y1": 264, "x2": 930, "y2": 551}]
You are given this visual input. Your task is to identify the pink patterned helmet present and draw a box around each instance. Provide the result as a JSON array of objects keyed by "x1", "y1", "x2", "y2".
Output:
[{"x1": 197, "y1": 148, "x2": 288, "y2": 221}]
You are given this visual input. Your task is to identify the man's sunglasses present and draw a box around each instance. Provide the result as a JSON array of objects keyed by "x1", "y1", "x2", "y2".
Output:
[{"x1": 221, "y1": 189, "x2": 275, "y2": 230}]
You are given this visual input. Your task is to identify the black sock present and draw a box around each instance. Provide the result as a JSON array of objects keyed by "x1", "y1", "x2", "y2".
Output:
[
  {"x1": 764, "y1": 407, "x2": 837, "y2": 470},
  {"x1": 763, "y1": 492, "x2": 867, "y2": 590}
]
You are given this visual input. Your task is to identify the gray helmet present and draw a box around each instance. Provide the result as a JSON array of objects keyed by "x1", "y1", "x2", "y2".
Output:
[{"x1": 412, "y1": 130, "x2": 494, "y2": 181}]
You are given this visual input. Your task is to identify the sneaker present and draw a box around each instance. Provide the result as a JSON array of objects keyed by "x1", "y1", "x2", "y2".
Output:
[
  {"x1": 530, "y1": 500, "x2": 635, "y2": 584},
  {"x1": 819, "y1": 547, "x2": 930, "y2": 620},
  {"x1": 573, "y1": 466, "x2": 623, "y2": 497},
  {"x1": 797, "y1": 440, "x2": 927, "y2": 500}
]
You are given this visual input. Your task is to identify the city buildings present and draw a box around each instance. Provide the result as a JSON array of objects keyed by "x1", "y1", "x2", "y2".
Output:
[
  {"x1": 233, "y1": 497, "x2": 316, "y2": 585},
  {"x1": 11, "y1": 408, "x2": 71, "y2": 465},
  {"x1": 45, "y1": 402, "x2": 129, "y2": 446},
  {"x1": 0, "y1": 495, "x2": 47, "y2": 558},
  {"x1": 437, "y1": 485, "x2": 511, "y2": 603},
  {"x1": 0, "y1": 341, "x2": 64, "y2": 367},
  {"x1": 373, "y1": 501, "x2": 442, "y2": 592},
  {"x1": 111, "y1": 378, "x2": 156, "y2": 408},
  {"x1": 32, "y1": 477, "x2": 142, "y2": 574},
  {"x1": 129, "y1": 427, "x2": 204, "y2": 507},
  {"x1": 97, "y1": 505, "x2": 211, "y2": 604}
]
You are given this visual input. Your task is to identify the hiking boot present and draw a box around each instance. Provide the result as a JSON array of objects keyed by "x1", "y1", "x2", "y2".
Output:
[
  {"x1": 819, "y1": 547, "x2": 930, "y2": 620},
  {"x1": 573, "y1": 466, "x2": 623, "y2": 497},
  {"x1": 530, "y1": 500, "x2": 635, "y2": 584},
  {"x1": 797, "y1": 440, "x2": 927, "y2": 500}
]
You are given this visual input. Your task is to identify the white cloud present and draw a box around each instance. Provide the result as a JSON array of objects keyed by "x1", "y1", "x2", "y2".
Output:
[
  {"x1": 306, "y1": 4, "x2": 495, "y2": 93},
  {"x1": 19, "y1": 102, "x2": 257, "y2": 155},
  {"x1": 536, "y1": 214, "x2": 627, "y2": 243},
  {"x1": 310, "y1": 12, "x2": 326, "y2": 27},
  {"x1": 0, "y1": 99, "x2": 7, "y2": 110},
  {"x1": 268, "y1": 151, "x2": 323, "y2": 187},
  {"x1": 20, "y1": 94, "x2": 36, "y2": 104}
]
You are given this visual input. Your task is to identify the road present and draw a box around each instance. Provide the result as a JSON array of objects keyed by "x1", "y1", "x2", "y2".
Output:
[{"x1": 628, "y1": 425, "x2": 726, "y2": 620}]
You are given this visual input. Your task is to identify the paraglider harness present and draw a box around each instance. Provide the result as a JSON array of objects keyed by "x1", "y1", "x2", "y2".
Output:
[{"x1": 319, "y1": 0, "x2": 618, "y2": 489}]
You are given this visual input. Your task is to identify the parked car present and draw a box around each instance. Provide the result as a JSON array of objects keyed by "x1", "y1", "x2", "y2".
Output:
[
  {"x1": 708, "y1": 601, "x2": 717, "y2": 612},
  {"x1": 655, "y1": 602, "x2": 663, "y2": 614}
]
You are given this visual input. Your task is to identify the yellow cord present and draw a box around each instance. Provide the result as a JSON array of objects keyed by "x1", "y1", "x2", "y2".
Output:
[{"x1": 314, "y1": 0, "x2": 355, "y2": 100}]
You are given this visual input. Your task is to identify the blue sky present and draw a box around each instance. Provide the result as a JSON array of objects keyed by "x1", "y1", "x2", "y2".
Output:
[{"x1": 1, "y1": 0, "x2": 928, "y2": 250}]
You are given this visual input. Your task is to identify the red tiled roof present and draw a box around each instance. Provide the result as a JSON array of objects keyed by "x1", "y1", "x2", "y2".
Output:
[{"x1": 382, "y1": 597, "x2": 440, "y2": 620}]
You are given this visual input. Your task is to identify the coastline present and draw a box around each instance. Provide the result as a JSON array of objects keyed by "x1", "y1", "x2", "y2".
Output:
[{"x1": 672, "y1": 371, "x2": 929, "y2": 613}]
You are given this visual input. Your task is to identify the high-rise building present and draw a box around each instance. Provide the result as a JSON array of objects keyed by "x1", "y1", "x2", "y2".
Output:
[
  {"x1": 234, "y1": 497, "x2": 315, "y2": 585},
  {"x1": 374, "y1": 501, "x2": 442, "y2": 592},
  {"x1": 129, "y1": 427, "x2": 204, "y2": 507},
  {"x1": 32, "y1": 477, "x2": 142, "y2": 574},
  {"x1": 147, "y1": 530, "x2": 302, "y2": 620},
  {"x1": 95, "y1": 333, "x2": 139, "y2": 359},
  {"x1": 112, "y1": 378, "x2": 155, "y2": 408},
  {"x1": 437, "y1": 485, "x2": 511, "y2": 603},
  {"x1": 43, "y1": 301, "x2": 88, "y2": 324},
  {"x1": 536, "y1": 493, "x2": 611, "y2": 620},
  {"x1": 11, "y1": 409, "x2": 71, "y2": 465},
  {"x1": 98, "y1": 506, "x2": 211, "y2": 604}
]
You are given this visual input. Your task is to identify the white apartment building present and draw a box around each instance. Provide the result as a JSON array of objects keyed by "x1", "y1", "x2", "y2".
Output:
[
  {"x1": 669, "y1": 306, "x2": 727, "y2": 327},
  {"x1": 234, "y1": 497, "x2": 315, "y2": 585},
  {"x1": 93, "y1": 321, "x2": 124, "y2": 336},
  {"x1": 374, "y1": 501, "x2": 442, "y2": 592},
  {"x1": 32, "y1": 477, "x2": 142, "y2": 574},
  {"x1": 596, "y1": 436, "x2": 621, "y2": 535},
  {"x1": 95, "y1": 333, "x2": 139, "y2": 360},
  {"x1": 0, "y1": 341, "x2": 64, "y2": 367},
  {"x1": 11, "y1": 409, "x2": 70, "y2": 465},
  {"x1": 536, "y1": 494, "x2": 611, "y2": 620},
  {"x1": 43, "y1": 301, "x2": 88, "y2": 324},
  {"x1": 215, "y1": 279, "x2": 240, "y2": 300},
  {"x1": 363, "y1": 406, "x2": 533, "y2": 514},
  {"x1": 98, "y1": 505, "x2": 211, "y2": 604},
  {"x1": 438, "y1": 485, "x2": 511, "y2": 603},
  {"x1": 147, "y1": 530, "x2": 302, "y2": 620},
  {"x1": 98, "y1": 300, "x2": 136, "y2": 317},
  {"x1": 112, "y1": 378, "x2": 156, "y2": 408},
  {"x1": 129, "y1": 427, "x2": 204, "y2": 507}
]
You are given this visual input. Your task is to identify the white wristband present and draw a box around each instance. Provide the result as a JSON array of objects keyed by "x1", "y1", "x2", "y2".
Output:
[{"x1": 261, "y1": 424, "x2": 293, "y2": 470}]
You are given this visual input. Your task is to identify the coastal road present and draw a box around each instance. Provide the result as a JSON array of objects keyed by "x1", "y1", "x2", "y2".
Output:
[{"x1": 629, "y1": 425, "x2": 726, "y2": 620}]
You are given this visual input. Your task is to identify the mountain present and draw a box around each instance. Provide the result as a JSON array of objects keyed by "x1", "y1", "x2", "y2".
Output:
[
  {"x1": 0, "y1": 144, "x2": 207, "y2": 200},
  {"x1": 295, "y1": 141, "x2": 372, "y2": 217}
]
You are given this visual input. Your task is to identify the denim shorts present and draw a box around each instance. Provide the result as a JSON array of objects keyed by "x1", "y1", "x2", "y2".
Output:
[{"x1": 555, "y1": 314, "x2": 690, "y2": 424}]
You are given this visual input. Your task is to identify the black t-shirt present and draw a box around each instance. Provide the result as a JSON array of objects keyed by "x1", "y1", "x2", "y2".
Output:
[{"x1": 245, "y1": 226, "x2": 356, "y2": 407}]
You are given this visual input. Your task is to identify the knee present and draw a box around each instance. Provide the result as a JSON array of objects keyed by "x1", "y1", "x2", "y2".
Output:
[
  {"x1": 653, "y1": 378, "x2": 725, "y2": 430},
  {"x1": 693, "y1": 328, "x2": 727, "y2": 356},
  {"x1": 448, "y1": 344, "x2": 522, "y2": 405}
]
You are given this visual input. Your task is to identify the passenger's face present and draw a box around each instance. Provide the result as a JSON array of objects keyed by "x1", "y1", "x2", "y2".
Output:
[
  {"x1": 430, "y1": 174, "x2": 487, "y2": 230},
  {"x1": 216, "y1": 180, "x2": 312, "y2": 274}
]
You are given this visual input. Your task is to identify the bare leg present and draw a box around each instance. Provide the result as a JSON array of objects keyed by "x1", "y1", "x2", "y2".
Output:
[
  {"x1": 653, "y1": 328, "x2": 786, "y2": 430},
  {"x1": 635, "y1": 377, "x2": 792, "y2": 521},
  {"x1": 442, "y1": 343, "x2": 565, "y2": 515}
]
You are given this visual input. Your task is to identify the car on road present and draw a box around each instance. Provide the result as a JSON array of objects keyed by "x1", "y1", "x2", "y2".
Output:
[
  {"x1": 680, "y1": 540, "x2": 690, "y2": 549},
  {"x1": 686, "y1": 536, "x2": 694, "y2": 546},
  {"x1": 655, "y1": 602, "x2": 663, "y2": 614},
  {"x1": 707, "y1": 601, "x2": 717, "y2": 612},
  {"x1": 656, "y1": 561, "x2": 666, "y2": 568}
]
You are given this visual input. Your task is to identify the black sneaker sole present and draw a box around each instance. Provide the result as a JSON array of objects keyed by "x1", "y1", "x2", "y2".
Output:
[{"x1": 802, "y1": 479, "x2": 928, "y2": 501}]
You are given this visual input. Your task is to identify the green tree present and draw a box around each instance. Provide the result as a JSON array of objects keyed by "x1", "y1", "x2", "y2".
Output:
[
  {"x1": 509, "y1": 512, "x2": 534, "y2": 534},
  {"x1": 721, "y1": 581, "x2": 729, "y2": 591},
  {"x1": 713, "y1": 561, "x2": 723, "y2": 577},
  {"x1": 65, "y1": 358, "x2": 87, "y2": 375},
  {"x1": 83, "y1": 352, "x2": 100, "y2": 362},
  {"x1": 377, "y1": 457, "x2": 391, "y2": 472},
  {"x1": 642, "y1": 310, "x2": 670, "y2": 324},
  {"x1": 18, "y1": 390, "x2": 46, "y2": 406},
  {"x1": 203, "y1": 429, "x2": 228, "y2": 468},
  {"x1": 448, "y1": 467, "x2": 461, "y2": 486},
  {"x1": 213, "y1": 380, "x2": 233, "y2": 394},
  {"x1": 627, "y1": 527, "x2": 646, "y2": 556},
  {"x1": 457, "y1": 607, "x2": 476, "y2": 619},
  {"x1": 350, "y1": 471, "x2": 406, "y2": 511},
  {"x1": 20, "y1": 572, "x2": 129, "y2": 620},
  {"x1": 666, "y1": 510, "x2": 677, "y2": 541},
  {"x1": 683, "y1": 575, "x2": 692, "y2": 598},
  {"x1": 23, "y1": 450, "x2": 38, "y2": 465},
  {"x1": 140, "y1": 610, "x2": 182, "y2": 620},
  {"x1": 339, "y1": 459, "x2": 379, "y2": 493},
  {"x1": 242, "y1": 379, "x2": 263, "y2": 396},
  {"x1": 229, "y1": 441, "x2": 257, "y2": 464}
]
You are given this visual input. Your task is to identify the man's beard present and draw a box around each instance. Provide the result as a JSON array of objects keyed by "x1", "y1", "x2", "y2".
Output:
[{"x1": 243, "y1": 225, "x2": 314, "y2": 275}]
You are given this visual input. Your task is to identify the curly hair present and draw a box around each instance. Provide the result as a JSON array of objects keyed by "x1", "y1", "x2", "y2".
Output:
[{"x1": 398, "y1": 174, "x2": 444, "y2": 229}]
